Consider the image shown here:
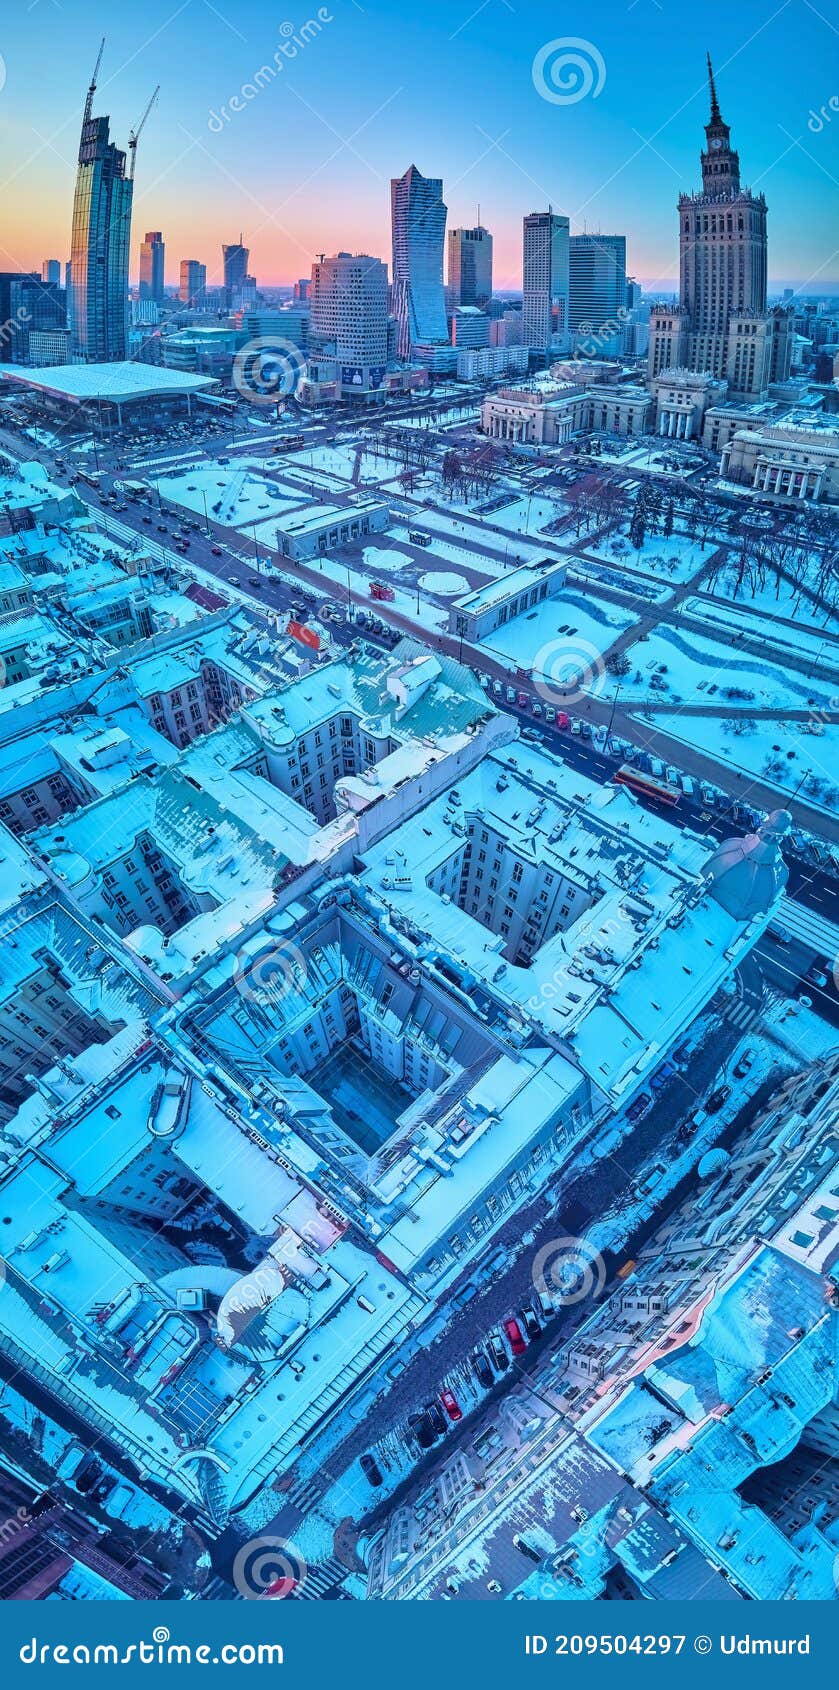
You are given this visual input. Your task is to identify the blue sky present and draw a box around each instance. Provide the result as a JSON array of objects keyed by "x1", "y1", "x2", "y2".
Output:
[{"x1": 1, "y1": 0, "x2": 837, "y2": 291}]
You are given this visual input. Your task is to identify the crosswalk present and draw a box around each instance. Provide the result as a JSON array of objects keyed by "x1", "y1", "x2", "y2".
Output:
[{"x1": 294, "y1": 1555, "x2": 353, "y2": 1601}]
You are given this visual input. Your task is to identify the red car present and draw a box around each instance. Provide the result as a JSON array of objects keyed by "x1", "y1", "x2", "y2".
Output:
[
  {"x1": 556, "y1": 711, "x2": 571, "y2": 729},
  {"x1": 503, "y1": 1317, "x2": 527, "y2": 1357},
  {"x1": 439, "y1": 1388, "x2": 463, "y2": 1423}
]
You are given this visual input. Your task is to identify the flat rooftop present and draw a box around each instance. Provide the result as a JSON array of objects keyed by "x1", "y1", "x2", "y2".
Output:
[{"x1": 0, "y1": 363, "x2": 218, "y2": 405}]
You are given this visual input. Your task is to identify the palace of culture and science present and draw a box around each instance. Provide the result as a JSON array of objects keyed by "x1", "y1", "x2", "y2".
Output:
[{"x1": 648, "y1": 57, "x2": 793, "y2": 399}]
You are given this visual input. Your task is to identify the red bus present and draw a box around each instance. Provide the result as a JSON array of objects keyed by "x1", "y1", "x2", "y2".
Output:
[{"x1": 613, "y1": 764, "x2": 681, "y2": 807}]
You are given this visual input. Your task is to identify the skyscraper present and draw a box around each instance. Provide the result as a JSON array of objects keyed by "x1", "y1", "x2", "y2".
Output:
[
  {"x1": 179, "y1": 259, "x2": 207, "y2": 307},
  {"x1": 69, "y1": 44, "x2": 134, "y2": 362},
  {"x1": 0, "y1": 274, "x2": 66, "y2": 364},
  {"x1": 223, "y1": 238, "x2": 250, "y2": 309},
  {"x1": 308, "y1": 251, "x2": 388, "y2": 397},
  {"x1": 522, "y1": 211, "x2": 570, "y2": 359},
  {"x1": 448, "y1": 226, "x2": 493, "y2": 308},
  {"x1": 648, "y1": 57, "x2": 792, "y2": 398},
  {"x1": 139, "y1": 230, "x2": 165, "y2": 302},
  {"x1": 41, "y1": 259, "x2": 61, "y2": 286},
  {"x1": 390, "y1": 165, "x2": 448, "y2": 357},
  {"x1": 568, "y1": 235, "x2": 627, "y2": 346}
]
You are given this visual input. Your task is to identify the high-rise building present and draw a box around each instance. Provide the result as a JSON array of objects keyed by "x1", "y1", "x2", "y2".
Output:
[
  {"x1": 139, "y1": 230, "x2": 165, "y2": 302},
  {"x1": 179, "y1": 259, "x2": 207, "y2": 307},
  {"x1": 447, "y1": 225, "x2": 493, "y2": 308},
  {"x1": 390, "y1": 165, "x2": 448, "y2": 357},
  {"x1": 293, "y1": 278, "x2": 310, "y2": 301},
  {"x1": 451, "y1": 305, "x2": 490, "y2": 348},
  {"x1": 69, "y1": 46, "x2": 135, "y2": 362},
  {"x1": 648, "y1": 57, "x2": 792, "y2": 398},
  {"x1": 522, "y1": 210, "x2": 570, "y2": 358},
  {"x1": 308, "y1": 251, "x2": 388, "y2": 398},
  {"x1": 222, "y1": 238, "x2": 250, "y2": 309},
  {"x1": 41, "y1": 259, "x2": 61, "y2": 286},
  {"x1": 0, "y1": 273, "x2": 67, "y2": 363},
  {"x1": 568, "y1": 234, "x2": 626, "y2": 346}
]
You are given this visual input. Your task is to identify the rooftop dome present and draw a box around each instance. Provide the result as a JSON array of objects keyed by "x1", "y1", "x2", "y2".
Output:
[{"x1": 705, "y1": 809, "x2": 790, "y2": 921}]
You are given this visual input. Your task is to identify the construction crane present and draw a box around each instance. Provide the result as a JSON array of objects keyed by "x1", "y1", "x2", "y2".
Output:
[
  {"x1": 83, "y1": 37, "x2": 105, "y2": 126},
  {"x1": 128, "y1": 86, "x2": 159, "y2": 179}
]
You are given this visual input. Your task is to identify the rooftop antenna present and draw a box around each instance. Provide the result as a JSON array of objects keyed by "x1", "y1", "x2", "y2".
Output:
[
  {"x1": 128, "y1": 86, "x2": 159, "y2": 179},
  {"x1": 84, "y1": 37, "x2": 105, "y2": 126}
]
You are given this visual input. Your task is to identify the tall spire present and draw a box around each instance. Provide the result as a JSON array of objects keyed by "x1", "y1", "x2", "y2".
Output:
[{"x1": 706, "y1": 52, "x2": 721, "y2": 122}]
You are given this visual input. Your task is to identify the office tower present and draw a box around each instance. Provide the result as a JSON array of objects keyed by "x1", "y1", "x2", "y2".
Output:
[
  {"x1": 309, "y1": 252, "x2": 388, "y2": 394},
  {"x1": 41, "y1": 259, "x2": 61, "y2": 286},
  {"x1": 139, "y1": 230, "x2": 165, "y2": 302},
  {"x1": 451, "y1": 306, "x2": 490, "y2": 348},
  {"x1": 648, "y1": 56, "x2": 792, "y2": 397},
  {"x1": 0, "y1": 273, "x2": 66, "y2": 363},
  {"x1": 447, "y1": 225, "x2": 493, "y2": 307},
  {"x1": 568, "y1": 235, "x2": 626, "y2": 343},
  {"x1": 293, "y1": 278, "x2": 310, "y2": 301},
  {"x1": 179, "y1": 259, "x2": 207, "y2": 307},
  {"x1": 522, "y1": 210, "x2": 570, "y2": 357},
  {"x1": 390, "y1": 165, "x2": 448, "y2": 357},
  {"x1": 223, "y1": 238, "x2": 249, "y2": 308},
  {"x1": 70, "y1": 43, "x2": 142, "y2": 362}
]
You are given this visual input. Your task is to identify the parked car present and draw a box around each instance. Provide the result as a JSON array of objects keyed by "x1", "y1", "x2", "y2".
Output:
[
  {"x1": 472, "y1": 1349, "x2": 494, "y2": 1388},
  {"x1": 439, "y1": 1389, "x2": 463, "y2": 1423},
  {"x1": 733, "y1": 1048, "x2": 755, "y2": 1079},
  {"x1": 672, "y1": 1040, "x2": 693, "y2": 1066},
  {"x1": 408, "y1": 1411, "x2": 436, "y2": 1450},
  {"x1": 806, "y1": 956, "x2": 830, "y2": 989},
  {"x1": 503, "y1": 1317, "x2": 527, "y2": 1357},
  {"x1": 360, "y1": 1452, "x2": 383, "y2": 1487},
  {"x1": 425, "y1": 1400, "x2": 447, "y2": 1438},
  {"x1": 626, "y1": 1092, "x2": 652, "y2": 1123},
  {"x1": 519, "y1": 1306, "x2": 540, "y2": 1341},
  {"x1": 651, "y1": 1061, "x2": 677, "y2": 1092},
  {"x1": 535, "y1": 1287, "x2": 555, "y2": 1320},
  {"x1": 488, "y1": 1333, "x2": 510, "y2": 1372},
  {"x1": 706, "y1": 1084, "x2": 732, "y2": 1114}
]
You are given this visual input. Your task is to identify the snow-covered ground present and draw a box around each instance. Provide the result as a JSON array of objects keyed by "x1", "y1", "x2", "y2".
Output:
[
  {"x1": 158, "y1": 463, "x2": 301, "y2": 527},
  {"x1": 483, "y1": 588, "x2": 635, "y2": 678},
  {"x1": 617, "y1": 624, "x2": 836, "y2": 711},
  {"x1": 418, "y1": 570, "x2": 470, "y2": 596},
  {"x1": 588, "y1": 526, "x2": 714, "y2": 585},
  {"x1": 689, "y1": 592, "x2": 839, "y2": 669},
  {"x1": 655, "y1": 711, "x2": 839, "y2": 814}
]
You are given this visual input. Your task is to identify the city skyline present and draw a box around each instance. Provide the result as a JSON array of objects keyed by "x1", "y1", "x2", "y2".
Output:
[{"x1": 1, "y1": 0, "x2": 838, "y2": 296}]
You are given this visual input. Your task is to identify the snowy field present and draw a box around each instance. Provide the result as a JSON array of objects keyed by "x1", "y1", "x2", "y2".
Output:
[
  {"x1": 655, "y1": 711, "x2": 839, "y2": 814},
  {"x1": 158, "y1": 463, "x2": 302, "y2": 527},
  {"x1": 617, "y1": 624, "x2": 836, "y2": 711},
  {"x1": 483, "y1": 588, "x2": 635, "y2": 678},
  {"x1": 589, "y1": 526, "x2": 715, "y2": 585},
  {"x1": 685, "y1": 595, "x2": 839, "y2": 675}
]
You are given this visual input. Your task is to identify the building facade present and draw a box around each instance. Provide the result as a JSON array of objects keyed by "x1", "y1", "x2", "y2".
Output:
[
  {"x1": 139, "y1": 230, "x2": 165, "y2": 302},
  {"x1": 308, "y1": 251, "x2": 389, "y2": 399},
  {"x1": 178, "y1": 258, "x2": 207, "y2": 307},
  {"x1": 69, "y1": 61, "x2": 133, "y2": 363},
  {"x1": 390, "y1": 165, "x2": 448, "y2": 357},
  {"x1": 447, "y1": 225, "x2": 493, "y2": 307},
  {"x1": 522, "y1": 211, "x2": 570, "y2": 359},
  {"x1": 568, "y1": 234, "x2": 627, "y2": 346},
  {"x1": 648, "y1": 59, "x2": 793, "y2": 400}
]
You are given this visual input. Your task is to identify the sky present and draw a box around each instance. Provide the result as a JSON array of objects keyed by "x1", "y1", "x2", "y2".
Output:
[{"x1": 0, "y1": 0, "x2": 837, "y2": 295}]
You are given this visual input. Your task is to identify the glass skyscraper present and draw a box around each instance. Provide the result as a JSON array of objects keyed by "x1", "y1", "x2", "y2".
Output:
[
  {"x1": 390, "y1": 165, "x2": 448, "y2": 357},
  {"x1": 70, "y1": 78, "x2": 132, "y2": 362}
]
